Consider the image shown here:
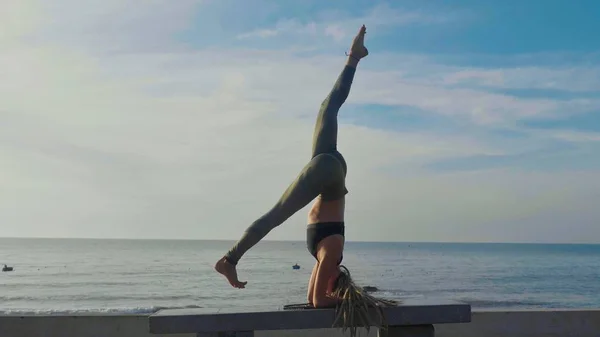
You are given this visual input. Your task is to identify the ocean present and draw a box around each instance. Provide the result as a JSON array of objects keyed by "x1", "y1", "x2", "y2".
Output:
[{"x1": 1, "y1": 238, "x2": 599, "y2": 314}]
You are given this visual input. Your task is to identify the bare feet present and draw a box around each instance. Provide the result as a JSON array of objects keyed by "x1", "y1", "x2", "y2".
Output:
[
  {"x1": 214, "y1": 257, "x2": 247, "y2": 289},
  {"x1": 349, "y1": 25, "x2": 369, "y2": 60}
]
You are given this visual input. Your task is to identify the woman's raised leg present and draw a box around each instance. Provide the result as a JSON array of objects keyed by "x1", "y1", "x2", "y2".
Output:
[{"x1": 312, "y1": 24, "x2": 368, "y2": 158}]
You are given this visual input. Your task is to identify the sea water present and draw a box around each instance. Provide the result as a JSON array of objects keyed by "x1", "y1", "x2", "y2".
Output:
[{"x1": 1, "y1": 238, "x2": 599, "y2": 314}]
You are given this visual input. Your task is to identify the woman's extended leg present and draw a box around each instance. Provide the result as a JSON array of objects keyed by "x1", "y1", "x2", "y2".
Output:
[{"x1": 216, "y1": 153, "x2": 344, "y2": 287}]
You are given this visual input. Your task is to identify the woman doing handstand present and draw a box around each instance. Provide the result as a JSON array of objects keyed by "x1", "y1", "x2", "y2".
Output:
[{"x1": 215, "y1": 25, "x2": 370, "y2": 308}]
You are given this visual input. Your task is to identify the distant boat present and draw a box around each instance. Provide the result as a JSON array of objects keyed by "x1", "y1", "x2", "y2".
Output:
[
  {"x1": 362, "y1": 286, "x2": 378, "y2": 293},
  {"x1": 2, "y1": 265, "x2": 13, "y2": 272},
  {"x1": 292, "y1": 264, "x2": 300, "y2": 270}
]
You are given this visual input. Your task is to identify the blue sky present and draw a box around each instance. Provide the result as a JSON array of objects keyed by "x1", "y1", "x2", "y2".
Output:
[
  {"x1": 191, "y1": 0, "x2": 600, "y2": 174},
  {"x1": 190, "y1": 0, "x2": 600, "y2": 55},
  {"x1": 1, "y1": 0, "x2": 600, "y2": 243}
]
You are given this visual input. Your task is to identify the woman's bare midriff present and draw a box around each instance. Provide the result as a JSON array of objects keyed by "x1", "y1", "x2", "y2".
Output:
[{"x1": 307, "y1": 196, "x2": 345, "y2": 224}]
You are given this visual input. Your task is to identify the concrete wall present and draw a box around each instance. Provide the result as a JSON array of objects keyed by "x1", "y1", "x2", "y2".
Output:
[
  {"x1": 2, "y1": 310, "x2": 600, "y2": 337},
  {"x1": 0, "y1": 315, "x2": 192, "y2": 337}
]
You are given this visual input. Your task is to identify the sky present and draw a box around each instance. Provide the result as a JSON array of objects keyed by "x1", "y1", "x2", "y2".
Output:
[{"x1": 1, "y1": 0, "x2": 600, "y2": 243}]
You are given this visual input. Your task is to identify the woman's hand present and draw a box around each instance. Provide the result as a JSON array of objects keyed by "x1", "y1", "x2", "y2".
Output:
[{"x1": 313, "y1": 295, "x2": 341, "y2": 308}]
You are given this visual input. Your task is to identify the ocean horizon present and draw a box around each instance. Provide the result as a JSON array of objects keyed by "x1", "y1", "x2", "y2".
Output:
[
  {"x1": 2, "y1": 238, "x2": 600, "y2": 314},
  {"x1": 5, "y1": 236, "x2": 600, "y2": 245}
]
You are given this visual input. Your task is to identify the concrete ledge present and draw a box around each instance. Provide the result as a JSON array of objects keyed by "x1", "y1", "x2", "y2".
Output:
[
  {"x1": 149, "y1": 299, "x2": 471, "y2": 334},
  {"x1": 2, "y1": 309, "x2": 600, "y2": 337}
]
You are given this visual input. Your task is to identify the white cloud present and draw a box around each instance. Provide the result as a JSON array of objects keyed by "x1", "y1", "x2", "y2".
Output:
[
  {"x1": 367, "y1": 52, "x2": 600, "y2": 93},
  {"x1": 237, "y1": 28, "x2": 279, "y2": 39},
  {"x1": 237, "y1": 3, "x2": 455, "y2": 42},
  {"x1": 0, "y1": 0, "x2": 42, "y2": 45},
  {"x1": 237, "y1": 20, "x2": 318, "y2": 40},
  {"x1": 437, "y1": 66, "x2": 600, "y2": 92},
  {"x1": 324, "y1": 25, "x2": 346, "y2": 42},
  {"x1": 1, "y1": 1, "x2": 600, "y2": 243},
  {"x1": 534, "y1": 129, "x2": 600, "y2": 143},
  {"x1": 24, "y1": 0, "x2": 204, "y2": 53},
  {"x1": 102, "y1": 49, "x2": 598, "y2": 127}
]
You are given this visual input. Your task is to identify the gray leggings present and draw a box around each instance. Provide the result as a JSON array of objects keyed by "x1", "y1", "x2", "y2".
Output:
[{"x1": 224, "y1": 65, "x2": 357, "y2": 265}]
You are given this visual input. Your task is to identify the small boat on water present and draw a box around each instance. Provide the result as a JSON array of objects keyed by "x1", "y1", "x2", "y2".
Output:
[
  {"x1": 362, "y1": 286, "x2": 378, "y2": 292},
  {"x1": 292, "y1": 264, "x2": 300, "y2": 270},
  {"x1": 2, "y1": 265, "x2": 14, "y2": 272}
]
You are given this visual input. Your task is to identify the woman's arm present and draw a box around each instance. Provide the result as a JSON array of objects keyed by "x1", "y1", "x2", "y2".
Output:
[
  {"x1": 312, "y1": 232, "x2": 345, "y2": 307},
  {"x1": 307, "y1": 262, "x2": 319, "y2": 305},
  {"x1": 312, "y1": 256, "x2": 340, "y2": 307}
]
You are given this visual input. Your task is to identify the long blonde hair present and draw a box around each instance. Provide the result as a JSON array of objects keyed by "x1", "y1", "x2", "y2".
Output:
[{"x1": 330, "y1": 265, "x2": 399, "y2": 337}]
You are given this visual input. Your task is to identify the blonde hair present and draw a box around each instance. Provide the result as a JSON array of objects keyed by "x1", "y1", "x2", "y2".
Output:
[{"x1": 330, "y1": 265, "x2": 399, "y2": 337}]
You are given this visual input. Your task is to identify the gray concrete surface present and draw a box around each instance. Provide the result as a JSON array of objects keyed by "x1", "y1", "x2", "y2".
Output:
[{"x1": 1, "y1": 309, "x2": 600, "y2": 337}]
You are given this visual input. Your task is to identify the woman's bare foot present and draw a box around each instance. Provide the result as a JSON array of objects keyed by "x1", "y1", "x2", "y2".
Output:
[
  {"x1": 349, "y1": 25, "x2": 369, "y2": 59},
  {"x1": 215, "y1": 257, "x2": 247, "y2": 289}
]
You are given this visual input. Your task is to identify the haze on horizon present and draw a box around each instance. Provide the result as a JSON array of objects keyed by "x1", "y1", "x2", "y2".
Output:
[{"x1": 2, "y1": 0, "x2": 600, "y2": 244}]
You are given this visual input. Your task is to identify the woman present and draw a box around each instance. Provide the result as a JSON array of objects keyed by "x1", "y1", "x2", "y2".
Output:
[{"x1": 215, "y1": 25, "x2": 377, "y2": 309}]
